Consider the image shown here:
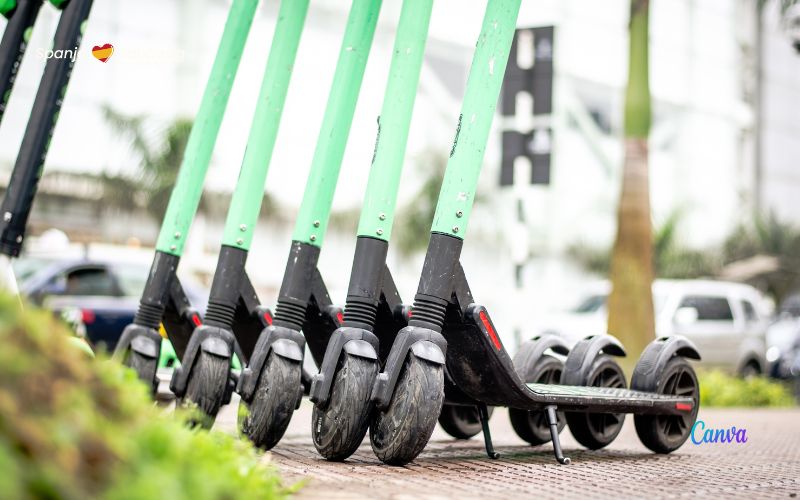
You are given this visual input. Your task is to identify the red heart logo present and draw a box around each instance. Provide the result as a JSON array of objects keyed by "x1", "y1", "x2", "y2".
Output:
[{"x1": 92, "y1": 43, "x2": 114, "y2": 63}]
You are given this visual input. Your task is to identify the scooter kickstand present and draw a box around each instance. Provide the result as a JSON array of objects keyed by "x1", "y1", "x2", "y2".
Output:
[
  {"x1": 545, "y1": 405, "x2": 570, "y2": 465},
  {"x1": 478, "y1": 403, "x2": 499, "y2": 459}
]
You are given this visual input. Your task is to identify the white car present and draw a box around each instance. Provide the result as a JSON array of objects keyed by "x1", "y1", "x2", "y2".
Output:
[
  {"x1": 537, "y1": 280, "x2": 769, "y2": 376},
  {"x1": 765, "y1": 293, "x2": 800, "y2": 378}
]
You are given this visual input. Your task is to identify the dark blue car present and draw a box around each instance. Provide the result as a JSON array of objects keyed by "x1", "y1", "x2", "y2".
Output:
[{"x1": 14, "y1": 257, "x2": 207, "y2": 352}]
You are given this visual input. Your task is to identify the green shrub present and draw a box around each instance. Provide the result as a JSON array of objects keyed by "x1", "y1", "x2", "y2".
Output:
[
  {"x1": 0, "y1": 295, "x2": 293, "y2": 500},
  {"x1": 699, "y1": 370, "x2": 796, "y2": 407}
]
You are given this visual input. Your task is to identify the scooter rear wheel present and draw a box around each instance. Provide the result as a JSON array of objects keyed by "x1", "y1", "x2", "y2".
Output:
[
  {"x1": 125, "y1": 349, "x2": 158, "y2": 395},
  {"x1": 564, "y1": 354, "x2": 627, "y2": 449},
  {"x1": 509, "y1": 354, "x2": 566, "y2": 445},
  {"x1": 181, "y1": 351, "x2": 229, "y2": 429},
  {"x1": 239, "y1": 352, "x2": 301, "y2": 449},
  {"x1": 370, "y1": 354, "x2": 444, "y2": 465},
  {"x1": 312, "y1": 353, "x2": 378, "y2": 460},
  {"x1": 438, "y1": 404, "x2": 493, "y2": 440},
  {"x1": 634, "y1": 356, "x2": 699, "y2": 453}
]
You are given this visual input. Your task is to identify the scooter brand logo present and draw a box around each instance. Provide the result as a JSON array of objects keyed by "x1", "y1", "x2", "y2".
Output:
[
  {"x1": 91, "y1": 43, "x2": 114, "y2": 62},
  {"x1": 690, "y1": 420, "x2": 748, "y2": 445}
]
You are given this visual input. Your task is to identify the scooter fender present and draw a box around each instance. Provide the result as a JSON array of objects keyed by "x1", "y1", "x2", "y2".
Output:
[
  {"x1": 238, "y1": 324, "x2": 306, "y2": 402},
  {"x1": 513, "y1": 334, "x2": 570, "y2": 380},
  {"x1": 410, "y1": 340, "x2": 445, "y2": 364},
  {"x1": 170, "y1": 325, "x2": 235, "y2": 397},
  {"x1": 309, "y1": 327, "x2": 379, "y2": 407},
  {"x1": 201, "y1": 336, "x2": 231, "y2": 358},
  {"x1": 631, "y1": 335, "x2": 702, "y2": 392},
  {"x1": 113, "y1": 323, "x2": 161, "y2": 361},
  {"x1": 344, "y1": 339, "x2": 379, "y2": 360},
  {"x1": 131, "y1": 334, "x2": 160, "y2": 359},
  {"x1": 562, "y1": 333, "x2": 626, "y2": 386},
  {"x1": 271, "y1": 338, "x2": 304, "y2": 362},
  {"x1": 371, "y1": 326, "x2": 447, "y2": 411}
]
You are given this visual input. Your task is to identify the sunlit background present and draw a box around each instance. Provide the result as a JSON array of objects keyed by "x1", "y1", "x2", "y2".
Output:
[{"x1": 1, "y1": 0, "x2": 799, "y2": 355}]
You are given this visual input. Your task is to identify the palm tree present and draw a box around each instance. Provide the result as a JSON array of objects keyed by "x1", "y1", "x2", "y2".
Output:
[
  {"x1": 102, "y1": 107, "x2": 278, "y2": 227},
  {"x1": 607, "y1": 0, "x2": 655, "y2": 374},
  {"x1": 102, "y1": 106, "x2": 192, "y2": 221}
]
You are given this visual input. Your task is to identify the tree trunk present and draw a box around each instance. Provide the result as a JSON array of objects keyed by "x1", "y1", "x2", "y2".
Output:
[{"x1": 607, "y1": 0, "x2": 655, "y2": 376}]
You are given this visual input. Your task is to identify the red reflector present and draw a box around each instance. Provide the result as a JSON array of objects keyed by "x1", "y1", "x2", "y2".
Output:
[
  {"x1": 336, "y1": 311, "x2": 344, "y2": 324},
  {"x1": 81, "y1": 309, "x2": 95, "y2": 325},
  {"x1": 191, "y1": 314, "x2": 202, "y2": 327},
  {"x1": 478, "y1": 310, "x2": 502, "y2": 350},
  {"x1": 675, "y1": 403, "x2": 693, "y2": 411},
  {"x1": 407, "y1": 309, "x2": 412, "y2": 318},
  {"x1": 263, "y1": 312, "x2": 273, "y2": 325}
]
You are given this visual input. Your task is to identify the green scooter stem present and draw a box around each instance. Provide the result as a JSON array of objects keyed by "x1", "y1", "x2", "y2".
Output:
[
  {"x1": 364, "y1": 0, "x2": 521, "y2": 467},
  {"x1": 356, "y1": 0, "x2": 432, "y2": 241},
  {"x1": 155, "y1": 0, "x2": 258, "y2": 256},
  {"x1": 307, "y1": 0, "x2": 432, "y2": 416},
  {"x1": 221, "y1": 0, "x2": 308, "y2": 250},
  {"x1": 112, "y1": 0, "x2": 259, "y2": 382},
  {"x1": 291, "y1": 0, "x2": 382, "y2": 247},
  {"x1": 430, "y1": 0, "x2": 520, "y2": 239},
  {"x1": 0, "y1": 0, "x2": 15, "y2": 15}
]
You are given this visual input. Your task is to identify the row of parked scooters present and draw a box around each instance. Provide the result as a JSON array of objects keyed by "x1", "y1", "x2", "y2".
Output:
[{"x1": 0, "y1": 0, "x2": 703, "y2": 466}]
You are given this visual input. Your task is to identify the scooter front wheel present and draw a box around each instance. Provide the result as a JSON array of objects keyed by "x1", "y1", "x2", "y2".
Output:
[
  {"x1": 312, "y1": 353, "x2": 378, "y2": 460},
  {"x1": 181, "y1": 351, "x2": 229, "y2": 429},
  {"x1": 370, "y1": 354, "x2": 444, "y2": 465},
  {"x1": 239, "y1": 352, "x2": 301, "y2": 449}
]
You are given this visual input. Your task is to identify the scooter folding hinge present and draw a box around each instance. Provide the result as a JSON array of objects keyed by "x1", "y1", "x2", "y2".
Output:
[{"x1": 545, "y1": 405, "x2": 570, "y2": 465}]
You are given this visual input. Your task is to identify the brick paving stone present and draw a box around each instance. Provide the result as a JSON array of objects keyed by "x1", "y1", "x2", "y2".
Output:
[{"x1": 215, "y1": 398, "x2": 800, "y2": 499}]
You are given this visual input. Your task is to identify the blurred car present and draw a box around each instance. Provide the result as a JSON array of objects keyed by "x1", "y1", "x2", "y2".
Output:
[
  {"x1": 766, "y1": 291, "x2": 800, "y2": 378},
  {"x1": 14, "y1": 257, "x2": 208, "y2": 352},
  {"x1": 536, "y1": 279, "x2": 769, "y2": 376}
]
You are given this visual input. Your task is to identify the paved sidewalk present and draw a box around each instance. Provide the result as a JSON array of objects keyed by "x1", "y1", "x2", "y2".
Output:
[{"x1": 216, "y1": 400, "x2": 800, "y2": 499}]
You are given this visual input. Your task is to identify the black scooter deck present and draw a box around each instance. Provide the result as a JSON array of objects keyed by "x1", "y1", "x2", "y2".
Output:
[
  {"x1": 526, "y1": 383, "x2": 692, "y2": 414},
  {"x1": 443, "y1": 300, "x2": 694, "y2": 417}
]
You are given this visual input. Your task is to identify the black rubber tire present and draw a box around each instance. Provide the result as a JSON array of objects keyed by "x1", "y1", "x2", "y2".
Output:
[
  {"x1": 125, "y1": 349, "x2": 158, "y2": 395},
  {"x1": 509, "y1": 355, "x2": 566, "y2": 445},
  {"x1": 312, "y1": 353, "x2": 379, "y2": 460},
  {"x1": 564, "y1": 354, "x2": 627, "y2": 450},
  {"x1": 437, "y1": 406, "x2": 479, "y2": 440},
  {"x1": 634, "y1": 357, "x2": 699, "y2": 453},
  {"x1": 239, "y1": 353, "x2": 301, "y2": 450},
  {"x1": 438, "y1": 404, "x2": 493, "y2": 440},
  {"x1": 370, "y1": 354, "x2": 444, "y2": 465},
  {"x1": 181, "y1": 351, "x2": 229, "y2": 429}
]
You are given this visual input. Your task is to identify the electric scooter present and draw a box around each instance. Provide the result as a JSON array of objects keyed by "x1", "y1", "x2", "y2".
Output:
[
  {"x1": 308, "y1": 0, "x2": 433, "y2": 461},
  {"x1": 364, "y1": 0, "x2": 701, "y2": 466},
  {"x1": 235, "y1": 0, "x2": 381, "y2": 449},
  {"x1": 0, "y1": 0, "x2": 93, "y2": 295},
  {"x1": 167, "y1": 0, "x2": 309, "y2": 428},
  {"x1": 0, "y1": 0, "x2": 50, "y2": 126},
  {"x1": 112, "y1": 0, "x2": 258, "y2": 393}
]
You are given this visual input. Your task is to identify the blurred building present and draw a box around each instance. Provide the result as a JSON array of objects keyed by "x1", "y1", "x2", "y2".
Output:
[{"x1": 1, "y1": 0, "x2": 799, "y2": 346}]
